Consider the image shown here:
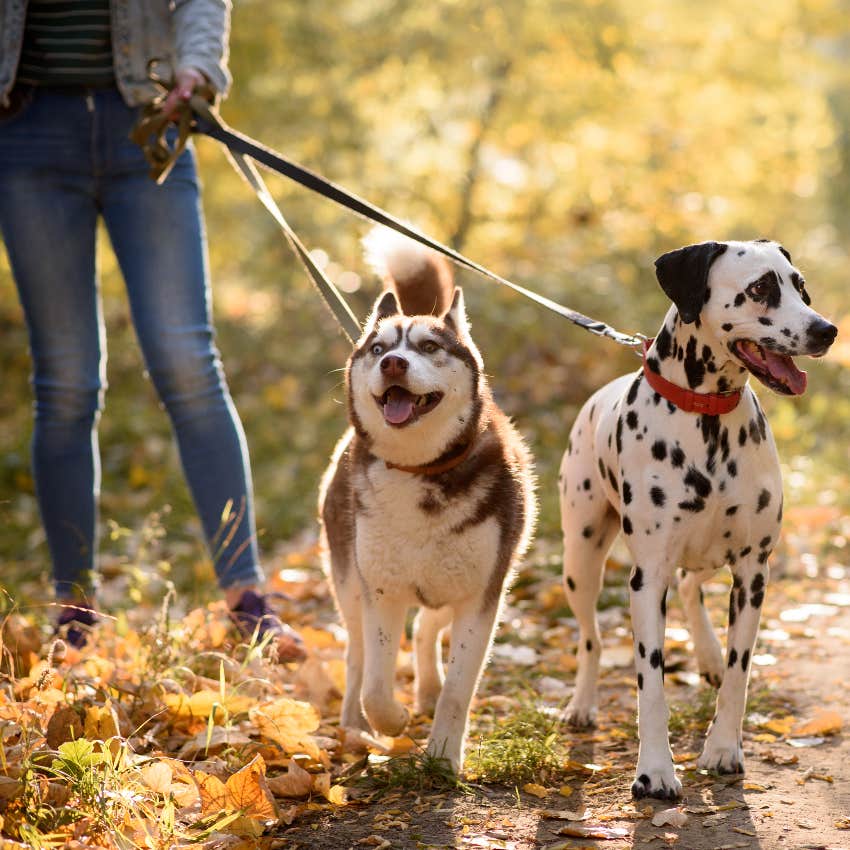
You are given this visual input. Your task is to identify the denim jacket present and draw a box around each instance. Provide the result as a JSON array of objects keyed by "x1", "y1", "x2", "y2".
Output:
[{"x1": 0, "y1": 0, "x2": 232, "y2": 106}]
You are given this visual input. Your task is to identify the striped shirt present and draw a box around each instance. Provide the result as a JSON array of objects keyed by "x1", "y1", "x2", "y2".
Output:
[{"x1": 17, "y1": 0, "x2": 115, "y2": 88}]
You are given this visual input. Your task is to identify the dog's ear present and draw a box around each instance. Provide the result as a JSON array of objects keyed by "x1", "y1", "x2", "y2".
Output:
[
  {"x1": 442, "y1": 287, "x2": 471, "y2": 338},
  {"x1": 364, "y1": 290, "x2": 400, "y2": 330},
  {"x1": 654, "y1": 242, "x2": 728, "y2": 324}
]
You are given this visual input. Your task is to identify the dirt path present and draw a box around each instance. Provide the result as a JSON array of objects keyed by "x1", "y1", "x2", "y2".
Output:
[{"x1": 279, "y1": 585, "x2": 850, "y2": 850}]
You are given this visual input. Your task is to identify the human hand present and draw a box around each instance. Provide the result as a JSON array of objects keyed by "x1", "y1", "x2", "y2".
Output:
[{"x1": 160, "y1": 67, "x2": 207, "y2": 120}]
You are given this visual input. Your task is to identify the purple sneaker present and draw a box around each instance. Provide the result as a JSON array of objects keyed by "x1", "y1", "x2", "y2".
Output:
[
  {"x1": 229, "y1": 590, "x2": 306, "y2": 663},
  {"x1": 56, "y1": 604, "x2": 98, "y2": 649}
]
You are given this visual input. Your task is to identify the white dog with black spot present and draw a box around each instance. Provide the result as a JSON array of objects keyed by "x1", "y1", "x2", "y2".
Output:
[{"x1": 558, "y1": 240, "x2": 836, "y2": 799}]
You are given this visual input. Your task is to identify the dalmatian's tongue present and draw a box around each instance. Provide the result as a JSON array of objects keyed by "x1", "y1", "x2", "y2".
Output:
[
  {"x1": 763, "y1": 349, "x2": 807, "y2": 395},
  {"x1": 383, "y1": 386, "x2": 416, "y2": 425},
  {"x1": 739, "y1": 341, "x2": 807, "y2": 395}
]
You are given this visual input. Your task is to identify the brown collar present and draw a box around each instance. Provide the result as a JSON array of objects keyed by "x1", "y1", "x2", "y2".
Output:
[{"x1": 385, "y1": 441, "x2": 473, "y2": 475}]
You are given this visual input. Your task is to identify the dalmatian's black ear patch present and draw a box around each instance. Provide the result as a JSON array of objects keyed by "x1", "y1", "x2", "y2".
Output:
[{"x1": 654, "y1": 241, "x2": 728, "y2": 324}]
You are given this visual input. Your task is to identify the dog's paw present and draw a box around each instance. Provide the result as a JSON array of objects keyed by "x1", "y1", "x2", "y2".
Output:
[
  {"x1": 414, "y1": 684, "x2": 442, "y2": 717},
  {"x1": 696, "y1": 648, "x2": 724, "y2": 690},
  {"x1": 425, "y1": 737, "x2": 462, "y2": 775},
  {"x1": 698, "y1": 738, "x2": 744, "y2": 774},
  {"x1": 699, "y1": 667, "x2": 723, "y2": 689},
  {"x1": 630, "y1": 767, "x2": 683, "y2": 800},
  {"x1": 362, "y1": 696, "x2": 410, "y2": 737},
  {"x1": 563, "y1": 699, "x2": 597, "y2": 729}
]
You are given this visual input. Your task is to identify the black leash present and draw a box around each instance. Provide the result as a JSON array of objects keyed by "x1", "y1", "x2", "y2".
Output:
[{"x1": 131, "y1": 85, "x2": 643, "y2": 349}]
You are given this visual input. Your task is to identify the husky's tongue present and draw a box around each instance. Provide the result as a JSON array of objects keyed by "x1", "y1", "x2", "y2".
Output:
[{"x1": 383, "y1": 386, "x2": 416, "y2": 425}]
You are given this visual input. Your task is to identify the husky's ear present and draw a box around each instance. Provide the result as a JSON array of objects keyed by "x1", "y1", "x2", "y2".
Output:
[
  {"x1": 442, "y1": 287, "x2": 471, "y2": 337},
  {"x1": 654, "y1": 241, "x2": 728, "y2": 324},
  {"x1": 364, "y1": 290, "x2": 400, "y2": 330}
]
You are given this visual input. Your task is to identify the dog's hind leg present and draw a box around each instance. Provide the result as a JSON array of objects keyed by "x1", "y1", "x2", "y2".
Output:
[
  {"x1": 413, "y1": 605, "x2": 452, "y2": 716},
  {"x1": 560, "y1": 441, "x2": 620, "y2": 728},
  {"x1": 678, "y1": 568, "x2": 724, "y2": 688},
  {"x1": 427, "y1": 598, "x2": 501, "y2": 773},
  {"x1": 698, "y1": 557, "x2": 769, "y2": 775}
]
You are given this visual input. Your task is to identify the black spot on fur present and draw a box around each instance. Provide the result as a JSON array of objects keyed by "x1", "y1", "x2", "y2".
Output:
[
  {"x1": 729, "y1": 591, "x2": 737, "y2": 626},
  {"x1": 626, "y1": 410, "x2": 639, "y2": 430},
  {"x1": 623, "y1": 515, "x2": 633, "y2": 535},
  {"x1": 678, "y1": 498, "x2": 705, "y2": 512},
  {"x1": 757, "y1": 489, "x2": 771, "y2": 512},
  {"x1": 626, "y1": 376, "x2": 641, "y2": 405},
  {"x1": 655, "y1": 325, "x2": 673, "y2": 360},
  {"x1": 652, "y1": 440, "x2": 667, "y2": 461},
  {"x1": 598, "y1": 458, "x2": 606, "y2": 478},
  {"x1": 649, "y1": 649, "x2": 663, "y2": 669},
  {"x1": 582, "y1": 525, "x2": 593, "y2": 539},
  {"x1": 751, "y1": 573, "x2": 765, "y2": 607},
  {"x1": 738, "y1": 426, "x2": 747, "y2": 447},
  {"x1": 722, "y1": 322, "x2": 733, "y2": 332},
  {"x1": 630, "y1": 566, "x2": 644, "y2": 591},
  {"x1": 586, "y1": 639, "x2": 593, "y2": 652},
  {"x1": 759, "y1": 535, "x2": 771, "y2": 548},
  {"x1": 670, "y1": 446, "x2": 685, "y2": 468},
  {"x1": 727, "y1": 460, "x2": 737, "y2": 477},
  {"x1": 637, "y1": 672, "x2": 644, "y2": 689},
  {"x1": 741, "y1": 649, "x2": 750, "y2": 671},
  {"x1": 623, "y1": 481, "x2": 633, "y2": 504},
  {"x1": 740, "y1": 546, "x2": 752, "y2": 557},
  {"x1": 583, "y1": 478, "x2": 591, "y2": 490},
  {"x1": 684, "y1": 466, "x2": 712, "y2": 498},
  {"x1": 684, "y1": 336, "x2": 706, "y2": 388},
  {"x1": 749, "y1": 419, "x2": 762, "y2": 445},
  {"x1": 758, "y1": 550, "x2": 770, "y2": 565},
  {"x1": 567, "y1": 576, "x2": 576, "y2": 591},
  {"x1": 660, "y1": 588, "x2": 667, "y2": 617},
  {"x1": 616, "y1": 418, "x2": 624, "y2": 454},
  {"x1": 638, "y1": 642, "x2": 646, "y2": 658},
  {"x1": 759, "y1": 317, "x2": 773, "y2": 326},
  {"x1": 728, "y1": 648, "x2": 738, "y2": 668},
  {"x1": 726, "y1": 505, "x2": 738, "y2": 515},
  {"x1": 734, "y1": 293, "x2": 746, "y2": 307},
  {"x1": 650, "y1": 486, "x2": 666, "y2": 507},
  {"x1": 608, "y1": 467, "x2": 619, "y2": 492}
]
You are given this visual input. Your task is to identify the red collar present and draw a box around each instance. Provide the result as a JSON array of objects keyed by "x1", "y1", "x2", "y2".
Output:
[
  {"x1": 385, "y1": 441, "x2": 473, "y2": 475},
  {"x1": 642, "y1": 339, "x2": 742, "y2": 416}
]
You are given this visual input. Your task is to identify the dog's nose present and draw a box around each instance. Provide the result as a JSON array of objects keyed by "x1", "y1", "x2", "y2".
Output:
[
  {"x1": 380, "y1": 355, "x2": 408, "y2": 377},
  {"x1": 806, "y1": 317, "x2": 838, "y2": 349}
]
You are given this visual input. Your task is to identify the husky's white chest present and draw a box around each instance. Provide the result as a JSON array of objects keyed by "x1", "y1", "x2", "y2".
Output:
[{"x1": 353, "y1": 461, "x2": 499, "y2": 608}]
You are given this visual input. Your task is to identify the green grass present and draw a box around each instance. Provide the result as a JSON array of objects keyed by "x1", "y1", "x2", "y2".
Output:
[{"x1": 466, "y1": 703, "x2": 566, "y2": 785}]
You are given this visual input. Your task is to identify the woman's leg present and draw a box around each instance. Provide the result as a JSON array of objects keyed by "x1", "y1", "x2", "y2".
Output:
[
  {"x1": 98, "y1": 90, "x2": 263, "y2": 591},
  {"x1": 0, "y1": 89, "x2": 105, "y2": 602}
]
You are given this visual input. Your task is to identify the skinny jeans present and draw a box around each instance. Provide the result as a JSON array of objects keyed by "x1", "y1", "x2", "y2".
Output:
[{"x1": 0, "y1": 86, "x2": 264, "y2": 597}]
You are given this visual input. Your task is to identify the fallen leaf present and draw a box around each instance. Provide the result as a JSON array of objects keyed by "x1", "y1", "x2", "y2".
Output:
[
  {"x1": 556, "y1": 825, "x2": 629, "y2": 839},
  {"x1": 651, "y1": 808, "x2": 688, "y2": 828},
  {"x1": 792, "y1": 710, "x2": 843, "y2": 737},
  {"x1": 249, "y1": 697, "x2": 321, "y2": 758},
  {"x1": 523, "y1": 782, "x2": 550, "y2": 798},
  {"x1": 541, "y1": 808, "x2": 591, "y2": 821},
  {"x1": 267, "y1": 758, "x2": 313, "y2": 798}
]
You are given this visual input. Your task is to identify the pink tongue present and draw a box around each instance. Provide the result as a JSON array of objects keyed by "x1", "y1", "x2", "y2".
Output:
[
  {"x1": 764, "y1": 350, "x2": 807, "y2": 395},
  {"x1": 383, "y1": 389, "x2": 415, "y2": 424}
]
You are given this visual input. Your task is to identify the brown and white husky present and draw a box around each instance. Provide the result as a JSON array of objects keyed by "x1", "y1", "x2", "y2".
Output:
[{"x1": 319, "y1": 230, "x2": 536, "y2": 773}]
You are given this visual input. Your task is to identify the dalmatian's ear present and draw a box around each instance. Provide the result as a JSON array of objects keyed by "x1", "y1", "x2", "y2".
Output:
[{"x1": 654, "y1": 241, "x2": 728, "y2": 324}]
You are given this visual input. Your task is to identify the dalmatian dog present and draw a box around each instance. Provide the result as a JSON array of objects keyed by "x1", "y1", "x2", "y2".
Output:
[{"x1": 558, "y1": 240, "x2": 836, "y2": 799}]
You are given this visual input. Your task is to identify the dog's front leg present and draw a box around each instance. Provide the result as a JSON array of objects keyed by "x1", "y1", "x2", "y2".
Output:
[
  {"x1": 427, "y1": 597, "x2": 500, "y2": 774},
  {"x1": 629, "y1": 562, "x2": 681, "y2": 799},
  {"x1": 698, "y1": 558, "x2": 769, "y2": 774},
  {"x1": 360, "y1": 589, "x2": 410, "y2": 737}
]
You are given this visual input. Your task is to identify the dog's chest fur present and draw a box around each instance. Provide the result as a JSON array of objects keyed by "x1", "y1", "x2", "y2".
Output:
[
  {"x1": 590, "y1": 373, "x2": 782, "y2": 572},
  {"x1": 353, "y1": 455, "x2": 501, "y2": 608}
]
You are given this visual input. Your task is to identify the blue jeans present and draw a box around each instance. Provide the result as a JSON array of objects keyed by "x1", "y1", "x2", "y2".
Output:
[{"x1": 0, "y1": 86, "x2": 264, "y2": 597}]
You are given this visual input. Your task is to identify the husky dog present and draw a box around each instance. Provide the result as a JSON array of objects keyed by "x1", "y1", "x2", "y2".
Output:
[
  {"x1": 319, "y1": 231, "x2": 535, "y2": 773},
  {"x1": 558, "y1": 240, "x2": 836, "y2": 799}
]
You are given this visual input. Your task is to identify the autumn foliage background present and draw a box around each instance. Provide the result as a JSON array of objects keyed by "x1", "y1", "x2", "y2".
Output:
[{"x1": 1, "y1": 1, "x2": 850, "y2": 847}]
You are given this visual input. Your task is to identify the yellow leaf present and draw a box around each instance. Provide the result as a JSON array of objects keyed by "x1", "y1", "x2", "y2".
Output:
[
  {"x1": 141, "y1": 761, "x2": 173, "y2": 794},
  {"x1": 523, "y1": 782, "x2": 549, "y2": 798},
  {"x1": 83, "y1": 700, "x2": 121, "y2": 742},
  {"x1": 761, "y1": 715, "x2": 796, "y2": 736},
  {"x1": 249, "y1": 697, "x2": 320, "y2": 757},
  {"x1": 558, "y1": 785, "x2": 574, "y2": 797},
  {"x1": 163, "y1": 689, "x2": 254, "y2": 722},
  {"x1": 312, "y1": 772, "x2": 348, "y2": 805},
  {"x1": 792, "y1": 710, "x2": 843, "y2": 737}
]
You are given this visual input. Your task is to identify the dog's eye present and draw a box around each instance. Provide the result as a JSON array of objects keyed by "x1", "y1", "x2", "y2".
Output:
[
  {"x1": 420, "y1": 340, "x2": 439, "y2": 354},
  {"x1": 751, "y1": 280, "x2": 768, "y2": 297},
  {"x1": 370, "y1": 343, "x2": 384, "y2": 356}
]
